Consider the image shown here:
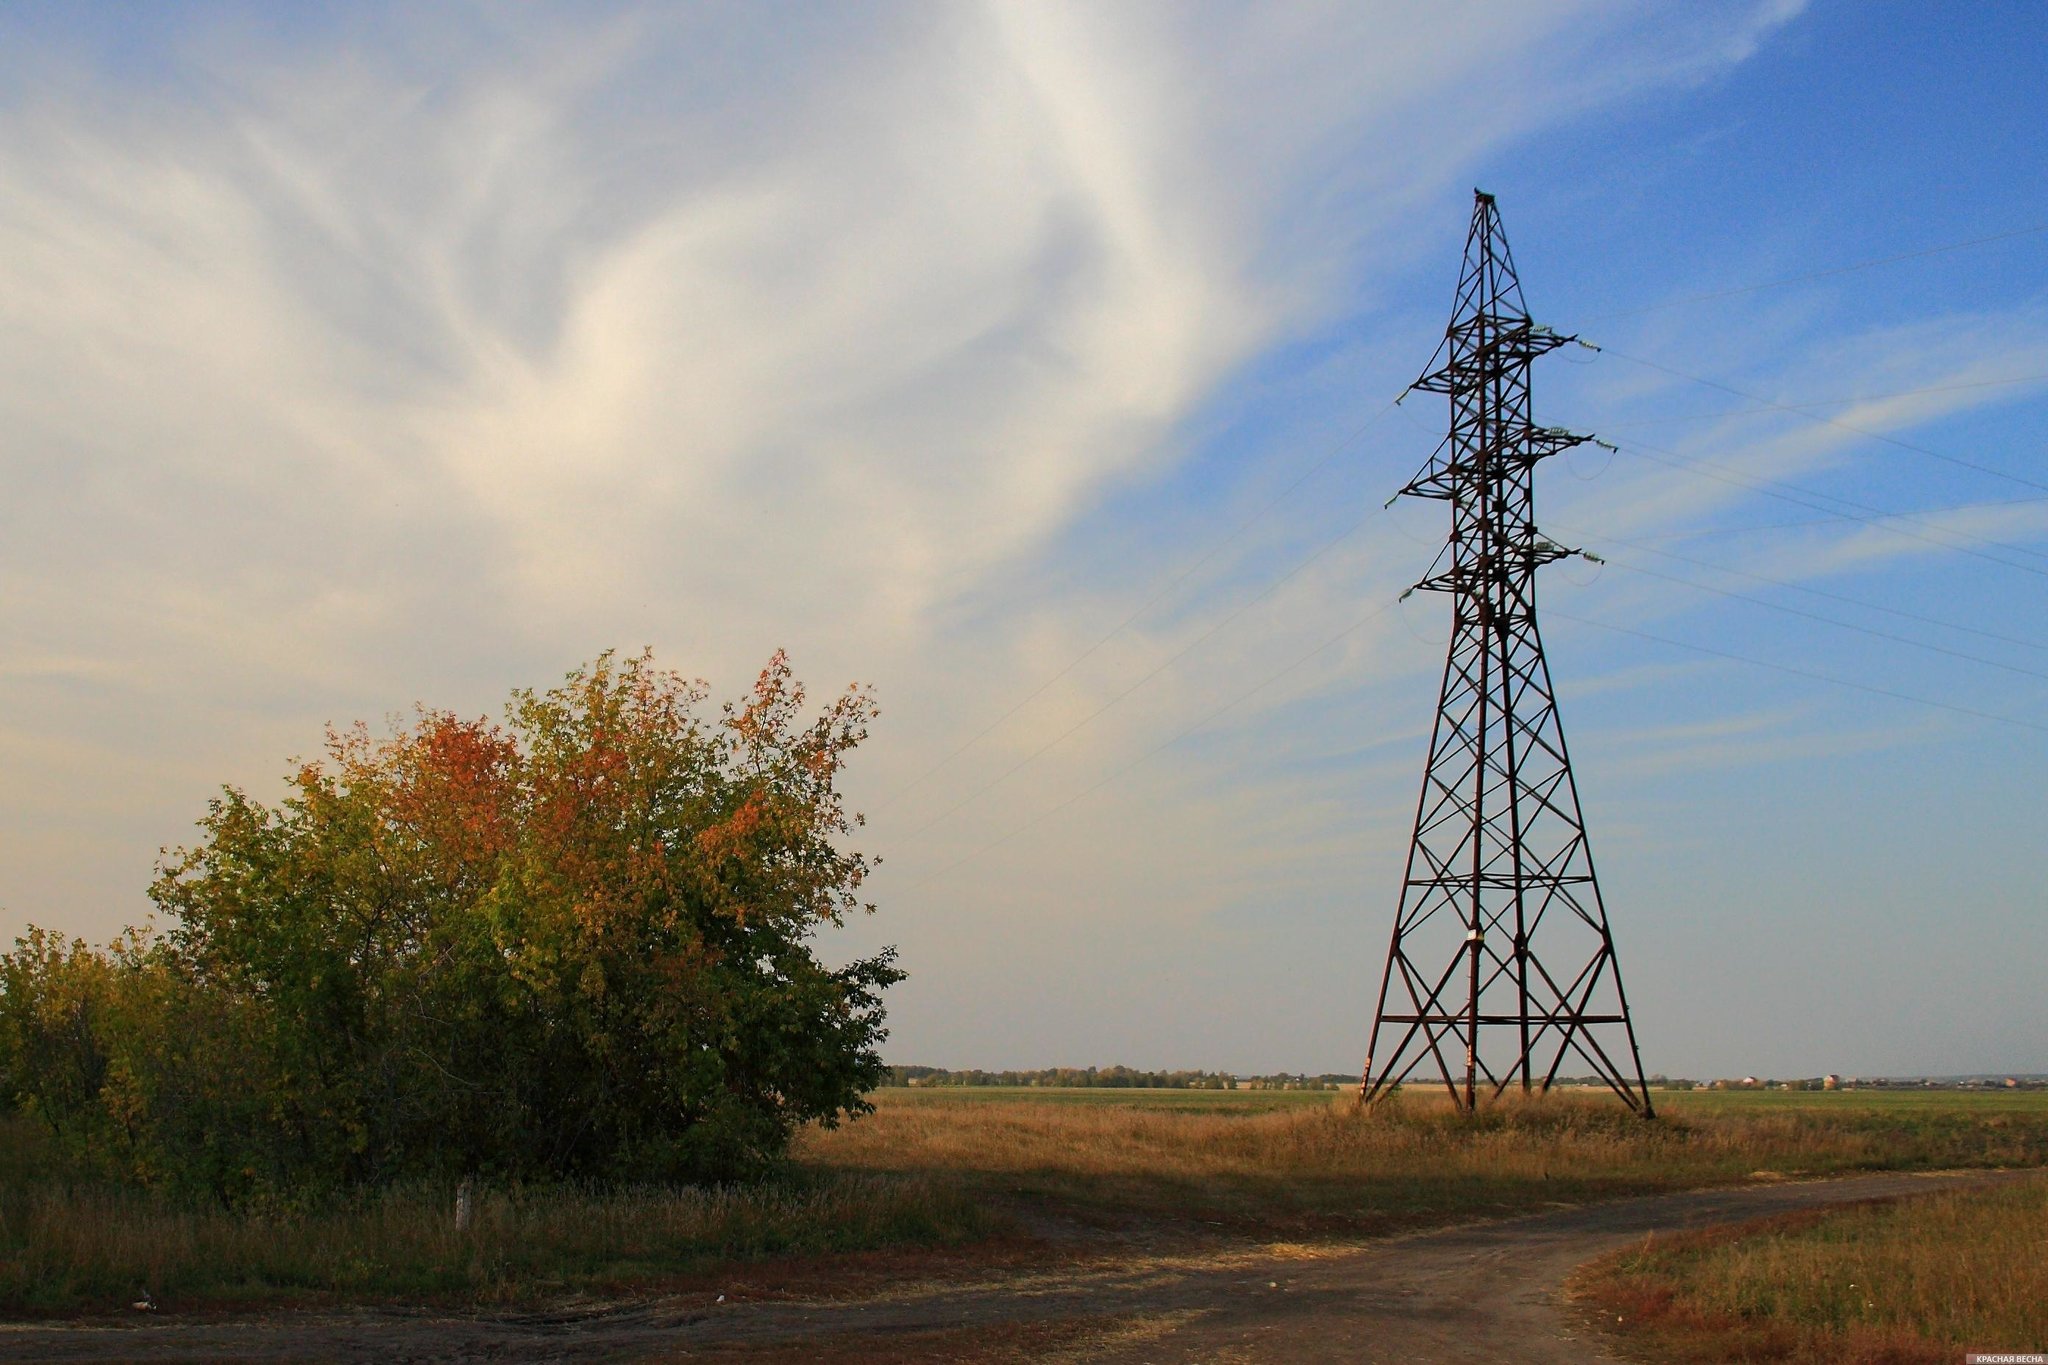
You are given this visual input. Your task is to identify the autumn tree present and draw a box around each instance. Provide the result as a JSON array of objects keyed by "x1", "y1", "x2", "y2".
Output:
[{"x1": 0, "y1": 651, "x2": 899, "y2": 1197}]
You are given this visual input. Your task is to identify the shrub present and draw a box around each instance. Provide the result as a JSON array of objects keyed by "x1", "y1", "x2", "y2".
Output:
[{"x1": 0, "y1": 651, "x2": 899, "y2": 1200}]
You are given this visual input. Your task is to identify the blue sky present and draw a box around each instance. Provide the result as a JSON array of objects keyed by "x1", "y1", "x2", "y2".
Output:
[{"x1": 0, "y1": 2, "x2": 2041, "y2": 1080}]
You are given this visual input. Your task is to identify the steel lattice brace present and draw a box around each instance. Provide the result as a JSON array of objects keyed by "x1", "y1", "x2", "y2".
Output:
[{"x1": 1362, "y1": 190, "x2": 1654, "y2": 1116}]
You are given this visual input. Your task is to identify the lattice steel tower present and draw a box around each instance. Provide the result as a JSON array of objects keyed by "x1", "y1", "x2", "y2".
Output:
[{"x1": 1361, "y1": 191, "x2": 1653, "y2": 1116}]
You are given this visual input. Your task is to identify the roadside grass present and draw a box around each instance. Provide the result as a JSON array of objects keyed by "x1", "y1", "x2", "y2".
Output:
[
  {"x1": 4, "y1": 1087, "x2": 2045, "y2": 1314},
  {"x1": 1570, "y1": 1174, "x2": 2048, "y2": 1363},
  {"x1": 0, "y1": 1116, "x2": 983, "y2": 1314}
]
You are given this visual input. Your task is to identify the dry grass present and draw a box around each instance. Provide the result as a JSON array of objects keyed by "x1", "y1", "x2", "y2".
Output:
[
  {"x1": 0, "y1": 1152, "x2": 983, "y2": 1312},
  {"x1": 6, "y1": 1087, "x2": 2046, "y2": 1314},
  {"x1": 801, "y1": 1088, "x2": 2048, "y2": 1230},
  {"x1": 1572, "y1": 1175, "x2": 2048, "y2": 1362}
]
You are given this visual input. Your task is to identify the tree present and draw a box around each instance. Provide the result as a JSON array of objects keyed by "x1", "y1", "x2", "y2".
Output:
[{"x1": 1, "y1": 651, "x2": 900, "y2": 1197}]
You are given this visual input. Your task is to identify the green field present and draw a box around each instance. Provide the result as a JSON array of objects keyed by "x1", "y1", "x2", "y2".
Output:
[
  {"x1": 877, "y1": 1084, "x2": 1343, "y2": 1111},
  {"x1": 1652, "y1": 1087, "x2": 2048, "y2": 1115},
  {"x1": 882, "y1": 1083, "x2": 2048, "y2": 1118}
]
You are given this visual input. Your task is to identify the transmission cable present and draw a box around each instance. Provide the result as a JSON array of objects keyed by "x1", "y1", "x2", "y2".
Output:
[
  {"x1": 1586, "y1": 494, "x2": 2048, "y2": 545},
  {"x1": 885, "y1": 224, "x2": 2048, "y2": 860},
  {"x1": 1595, "y1": 371, "x2": 2048, "y2": 430},
  {"x1": 1577, "y1": 533, "x2": 2048, "y2": 654},
  {"x1": 889, "y1": 495, "x2": 1393, "y2": 844},
  {"x1": 1584, "y1": 342, "x2": 2048, "y2": 495},
  {"x1": 1577, "y1": 222, "x2": 2048, "y2": 323},
  {"x1": 1544, "y1": 608, "x2": 2048, "y2": 736},
  {"x1": 1610, "y1": 436, "x2": 2048, "y2": 579},
  {"x1": 1594, "y1": 555, "x2": 2048, "y2": 682},
  {"x1": 870, "y1": 386, "x2": 1412, "y2": 815},
  {"x1": 909, "y1": 537, "x2": 2048, "y2": 889},
  {"x1": 903, "y1": 591, "x2": 1406, "y2": 891}
]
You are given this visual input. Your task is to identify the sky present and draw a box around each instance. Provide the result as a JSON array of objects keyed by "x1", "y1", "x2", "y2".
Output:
[{"x1": 1, "y1": 1, "x2": 2043, "y2": 1082}]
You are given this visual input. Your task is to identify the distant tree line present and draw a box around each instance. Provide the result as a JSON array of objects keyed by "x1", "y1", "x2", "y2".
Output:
[{"x1": 886, "y1": 1065, "x2": 1346, "y2": 1091}]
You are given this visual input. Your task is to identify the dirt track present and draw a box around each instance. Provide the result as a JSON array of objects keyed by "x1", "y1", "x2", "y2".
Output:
[{"x1": 0, "y1": 1170, "x2": 2015, "y2": 1363}]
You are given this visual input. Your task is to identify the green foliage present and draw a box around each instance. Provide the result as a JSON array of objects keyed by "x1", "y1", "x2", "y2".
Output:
[{"x1": 0, "y1": 651, "x2": 899, "y2": 1200}]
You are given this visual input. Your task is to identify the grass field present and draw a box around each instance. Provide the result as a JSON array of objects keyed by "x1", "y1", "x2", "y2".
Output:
[
  {"x1": 881, "y1": 1084, "x2": 2048, "y2": 1115},
  {"x1": 3, "y1": 1086, "x2": 2044, "y2": 1314},
  {"x1": 1653, "y1": 1087, "x2": 2048, "y2": 1116},
  {"x1": 807, "y1": 1087, "x2": 2048, "y2": 1229},
  {"x1": 872, "y1": 1085, "x2": 1343, "y2": 1110},
  {"x1": 1573, "y1": 1173, "x2": 2048, "y2": 1362}
]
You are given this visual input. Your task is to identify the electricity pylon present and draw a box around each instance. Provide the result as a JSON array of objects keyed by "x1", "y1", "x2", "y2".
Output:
[{"x1": 1361, "y1": 190, "x2": 1654, "y2": 1116}]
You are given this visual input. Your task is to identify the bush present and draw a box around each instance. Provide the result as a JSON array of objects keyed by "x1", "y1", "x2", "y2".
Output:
[{"x1": 0, "y1": 651, "x2": 900, "y2": 1200}]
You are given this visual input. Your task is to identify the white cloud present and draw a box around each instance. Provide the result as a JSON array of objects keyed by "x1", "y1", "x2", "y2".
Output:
[{"x1": 34, "y1": 1, "x2": 2048, "y2": 1076}]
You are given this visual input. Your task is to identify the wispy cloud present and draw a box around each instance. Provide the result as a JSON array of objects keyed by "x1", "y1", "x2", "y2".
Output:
[{"x1": 22, "y1": 1, "x2": 2045, "y2": 1075}]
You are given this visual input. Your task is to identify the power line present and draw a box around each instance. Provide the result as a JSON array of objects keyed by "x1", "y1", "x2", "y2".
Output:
[
  {"x1": 1622, "y1": 438, "x2": 2048, "y2": 573},
  {"x1": 870, "y1": 386, "x2": 1411, "y2": 815},
  {"x1": 1597, "y1": 554, "x2": 2048, "y2": 682},
  {"x1": 1543, "y1": 608, "x2": 2048, "y2": 736},
  {"x1": 1595, "y1": 371, "x2": 2048, "y2": 429},
  {"x1": 1585, "y1": 494, "x2": 2048, "y2": 545},
  {"x1": 903, "y1": 592, "x2": 1405, "y2": 891},
  {"x1": 1586, "y1": 534, "x2": 2048, "y2": 654},
  {"x1": 902, "y1": 513, "x2": 2048, "y2": 890},
  {"x1": 889, "y1": 496, "x2": 1392, "y2": 844},
  {"x1": 1577, "y1": 222, "x2": 2048, "y2": 323},
  {"x1": 887, "y1": 263, "x2": 2044, "y2": 832},
  {"x1": 1611, "y1": 436, "x2": 2048, "y2": 579},
  {"x1": 887, "y1": 219, "x2": 2048, "y2": 896},
  {"x1": 1585, "y1": 343, "x2": 2048, "y2": 495}
]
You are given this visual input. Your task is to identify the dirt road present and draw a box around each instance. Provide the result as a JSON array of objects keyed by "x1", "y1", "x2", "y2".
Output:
[{"x1": 1, "y1": 1170, "x2": 2012, "y2": 1363}]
